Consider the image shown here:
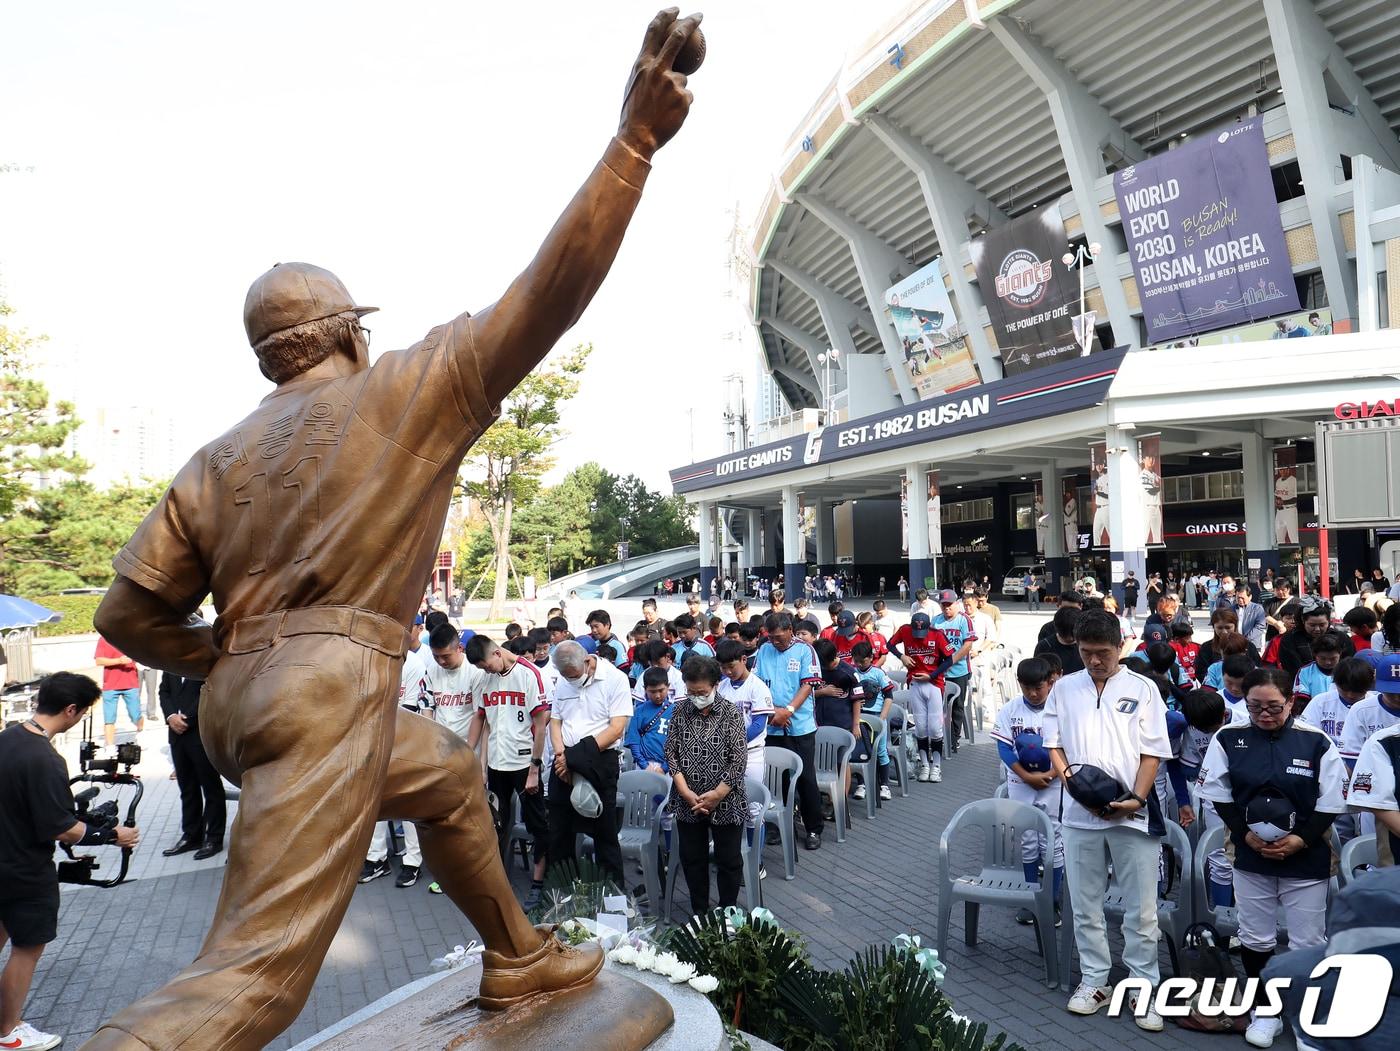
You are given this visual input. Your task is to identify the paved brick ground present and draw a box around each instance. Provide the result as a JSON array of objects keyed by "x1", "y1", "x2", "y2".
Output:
[{"x1": 15, "y1": 610, "x2": 1289, "y2": 1049}]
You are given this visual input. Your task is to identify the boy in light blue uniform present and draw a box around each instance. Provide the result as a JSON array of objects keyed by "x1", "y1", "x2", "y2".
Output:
[
  {"x1": 851, "y1": 640, "x2": 895, "y2": 801},
  {"x1": 931, "y1": 590, "x2": 977, "y2": 751},
  {"x1": 1293, "y1": 633, "x2": 1343, "y2": 705},
  {"x1": 755, "y1": 611, "x2": 826, "y2": 850},
  {"x1": 671, "y1": 612, "x2": 715, "y2": 667}
]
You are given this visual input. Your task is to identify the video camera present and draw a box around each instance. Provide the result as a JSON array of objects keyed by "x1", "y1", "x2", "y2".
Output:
[{"x1": 59, "y1": 714, "x2": 144, "y2": 887}]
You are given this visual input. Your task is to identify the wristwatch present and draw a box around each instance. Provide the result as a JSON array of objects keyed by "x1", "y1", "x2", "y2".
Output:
[
  {"x1": 530, "y1": 758, "x2": 543, "y2": 769},
  {"x1": 1128, "y1": 791, "x2": 1147, "y2": 807}
]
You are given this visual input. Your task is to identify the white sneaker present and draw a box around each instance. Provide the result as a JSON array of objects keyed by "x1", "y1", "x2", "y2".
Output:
[
  {"x1": 852, "y1": 784, "x2": 867, "y2": 800},
  {"x1": 879, "y1": 784, "x2": 892, "y2": 800},
  {"x1": 0, "y1": 1022, "x2": 62, "y2": 1050},
  {"x1": 1129, "y1": 991, "x2": 1164, "y2": 1031},
  {"x1": 917, "y1": 761, "x2": 930, "y2": 782},
  {"x1": 929, "y1": 765, "x2": 942, "y2": 783},
  {"x1": 1245, "y1": 1015, "x2": 1284, "y2": 1048},
  {"x1": 1066, "y1": 982, "x2": 1112, "y2": 1016}
]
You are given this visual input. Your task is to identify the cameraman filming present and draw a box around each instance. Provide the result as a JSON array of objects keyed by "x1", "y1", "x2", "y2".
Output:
[{"x1": 0, "y1": 673, "x2": 140, "y2": 1051}]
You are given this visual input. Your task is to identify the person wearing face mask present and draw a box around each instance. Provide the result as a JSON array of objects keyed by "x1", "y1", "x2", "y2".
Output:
[
  {"x1": 546, "y1": 641, "x2": 632, "y2": 884},
  {"x1": 664, "y1": 657, "x2": 748, "y2": 917},
  {"x1": 1195, "y1": 666, "x2": 1346, "y2": 1049}
]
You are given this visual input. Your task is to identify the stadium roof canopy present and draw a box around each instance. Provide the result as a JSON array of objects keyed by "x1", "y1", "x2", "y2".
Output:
[{"x1": 748, "y1": 0, "x2": 1400, "y2": 411}]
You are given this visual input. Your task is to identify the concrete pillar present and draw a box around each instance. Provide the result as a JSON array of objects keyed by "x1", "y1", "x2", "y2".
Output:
[
  {"x1": 1265, "y1": 0, "x2": 1400, "y2": 330},
  {"x1": 815, "y1": 499, "x2": 835, "y2": 568},
  {"x1": 760, "y1": 316, "x2": 833, "y2": 397},
  {"x1": 697, "y1": 501, "x2": 718, "y2": 598},
  {"x1": 1105, "y1": 425, "x2": 1147, "y2": 602},
  {"x1": 990, "y1": 16, "x2": 1143, "y2": 349},
  {"x1": 794, "y1": 194, "x2": 919, "y2": 404},
  {"x1": 1242, "y1": 432, "x2": 1282, "y2": 579},
  {"x1": 1042, "y1": 463, "x2": 1069, "y2": 593},
  {"x1": 743, "y1": 509, "x2": 762, "y2": 574},
  {"x1": 781, "y1": 486, "x2": 804, "y2": 599},
  {"x1": 864, "y1": 114, "x2": 1005, "y2": 381},
  {"x1": 905, "y1": 464, "x2": 933, "y2": 591}
]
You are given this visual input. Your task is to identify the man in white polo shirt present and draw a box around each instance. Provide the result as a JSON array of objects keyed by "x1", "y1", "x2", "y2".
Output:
[
  {"x1": 547, "y1": 640, "x2": 632, "y2": 883},
  {"x1": 465, "y1": 634, "x2": 552, "y2": 909},
  {"x1": 1041, "y1": 609, "x2": 1172, "y2": 1030}
]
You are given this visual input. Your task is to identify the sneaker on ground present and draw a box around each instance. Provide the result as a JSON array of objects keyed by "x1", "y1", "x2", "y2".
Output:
[
  {"x1": 929, "y1": 765, "x2": 942, "y2": 783},
  {"x1": 758, "y1": 866, "x2": 767, "y2": 879},
  {"x1": 852, "y1": 784, "x2": 867, "y2": 800},
  {"x1": 428, "y1": 880, "x2": 444, "y2": 894},
  {"x1": 1130, "y1": 991, "x2": 1164, "y2": 1031},
  {"x1": 916, "y1": 761, "x2": 930, "y2": 782},
  {"x1": 1245, "y1": 1015, "x2": 1284, "y2": 1048},
  {"x1": 879, "y1": 784, "x2": 892, "y2": 800},
  {"x1": 523, "y1": 885, "x2": 543, "y2": 910},
  {"x1": 0, "y1": 1022, "x2": 61, "y2": 1051},
  {"x1": 358, "y1": 858, "x2": 391, "y2": 884},
  {"x1": 1014, "y1": 907, "x2": 1035, "y2": 925},
  {"x1": 1066, "y1": 982, "x2": 1112, "y2": 1015},
  {"x1": 395, "y1": 864, "x2": 420, "y2": 888}
]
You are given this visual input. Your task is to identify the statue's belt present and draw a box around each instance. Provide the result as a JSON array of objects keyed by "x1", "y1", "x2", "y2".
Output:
[{"x1": 224, "y1": 605, "x2": 408, "y2": 659}]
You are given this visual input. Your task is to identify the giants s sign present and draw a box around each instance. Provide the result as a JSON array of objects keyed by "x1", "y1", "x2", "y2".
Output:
[{"x1": 1335, "y1": 399, "x2": 1400, "y2": 420}]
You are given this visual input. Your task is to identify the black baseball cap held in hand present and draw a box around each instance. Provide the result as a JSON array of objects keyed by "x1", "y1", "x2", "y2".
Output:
[{"x1": 1063, "y1": 764, "x2": 1132, "y2": 815}]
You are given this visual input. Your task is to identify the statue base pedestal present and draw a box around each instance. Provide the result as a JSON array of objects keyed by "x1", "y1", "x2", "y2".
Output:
[{"x1": 290, "y1": 959, "x2": 727, "y2": 1051}]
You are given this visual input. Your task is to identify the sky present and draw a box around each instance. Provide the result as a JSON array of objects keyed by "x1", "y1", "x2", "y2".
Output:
[{"x1": 1, "y1": 0, "x2": 917, "y2": 490}]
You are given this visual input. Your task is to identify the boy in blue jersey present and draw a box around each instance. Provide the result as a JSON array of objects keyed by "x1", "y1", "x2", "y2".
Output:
[
  {"x1": 625, "y1": 668, "x2": 673, "y2": 774},
  {"x1": 851, "y1": 640, "x2": 895, "y2": 801},
  {"x1": 931, "y1": 590, "x2": 977, "y2": 751},
  {"x1": 755, "y1": 612, "x2": 826, "y2": 850},
  {"x1": 1292, "y1": 633, "x2": 1343, "y2": 705},
  {"x1": 671, "y1": 613, "x2": 716, "y2": 667},
  {"x1": 993, "y1": 657, "x2": 1063, "y2": 925}
]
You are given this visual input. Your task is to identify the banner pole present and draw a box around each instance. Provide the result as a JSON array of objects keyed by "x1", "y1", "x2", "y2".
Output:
[{"x1": 1319, "y1": 528, "x2": 1330, "y2": 600}]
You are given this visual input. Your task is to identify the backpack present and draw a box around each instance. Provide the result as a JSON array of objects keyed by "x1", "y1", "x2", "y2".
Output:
[{"x1": 1173, "y1": 923, "x2": 1249, "y2": 1033}]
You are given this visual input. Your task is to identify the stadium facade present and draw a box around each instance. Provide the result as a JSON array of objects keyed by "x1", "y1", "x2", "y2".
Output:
[{"x1": 671, "y1": 0, "x2": 1400, "y2": 600}]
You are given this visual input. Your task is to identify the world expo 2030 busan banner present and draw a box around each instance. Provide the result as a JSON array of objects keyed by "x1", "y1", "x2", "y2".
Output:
[
  {"x1": 884, "y1": 258, "x2": 982, "y2": 399},
  {"x1": 970, "y1": 202, "x2": 1091, "y2": 376},
  {"x1": 1114, "y1": 116, "x2": 1300, "y2": 343}
]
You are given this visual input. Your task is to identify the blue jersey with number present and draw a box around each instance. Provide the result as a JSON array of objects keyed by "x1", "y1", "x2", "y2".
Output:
[
  {"x1": 754, "y1": 640, "x2": 821, "y2": 737},
  {"x1": 933, "y1": 613, "x2": 976, "y2": 677}
]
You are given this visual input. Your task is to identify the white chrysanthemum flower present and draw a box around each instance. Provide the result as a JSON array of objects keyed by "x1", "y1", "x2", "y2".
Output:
[{"x1": 688, "y1": 974, "x2": 719, "y2": 994}]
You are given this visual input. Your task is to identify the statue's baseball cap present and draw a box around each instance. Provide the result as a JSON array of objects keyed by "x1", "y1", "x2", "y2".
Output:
[{"x1": 243, "y1": 262, "x2": 378, "y2": 347}]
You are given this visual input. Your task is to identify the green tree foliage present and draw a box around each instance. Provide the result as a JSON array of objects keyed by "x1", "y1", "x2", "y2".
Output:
[
  {"x1": 460, "y1": 344, "x2": 590, "y2": 619},
  {"x1": 1, "y1": 290, "x2": 166, "y2": 596},
  {"x1": 457, "y1": 462, "x2": 697, "y2": 599}
]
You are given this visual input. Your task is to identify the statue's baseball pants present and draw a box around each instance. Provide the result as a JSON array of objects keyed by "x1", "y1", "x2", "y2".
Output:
[{"x1": 81, "y1": 607, "x2": 540, "y2": 1050}]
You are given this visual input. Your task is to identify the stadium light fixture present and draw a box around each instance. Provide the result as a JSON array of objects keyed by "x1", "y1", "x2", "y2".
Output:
[{"x1": 1062, "y1": 242, "x2": 1102, "y2": 356}]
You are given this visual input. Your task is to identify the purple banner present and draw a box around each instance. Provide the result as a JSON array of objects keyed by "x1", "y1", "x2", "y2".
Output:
[{"x1": 1115, "y1": 117, "x2": 1299, "y2": 343}]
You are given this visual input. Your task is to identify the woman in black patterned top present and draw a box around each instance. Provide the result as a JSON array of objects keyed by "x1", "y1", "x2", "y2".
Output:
[{"x1": 665, "y1": 656, "x2": 749, "y2": 916}]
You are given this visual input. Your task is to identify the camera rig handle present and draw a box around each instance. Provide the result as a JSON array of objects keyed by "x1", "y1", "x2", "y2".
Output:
[{"x1": 60, "y1": 772, "x2": 144, "y2": 888}]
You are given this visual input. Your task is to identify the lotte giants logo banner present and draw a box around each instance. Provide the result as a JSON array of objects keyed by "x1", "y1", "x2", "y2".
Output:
[
  {"x1": 970, "y1": 202, "x2": 1087, "y2": 376},
  {"x1": 1115, "y1": 117, "x2": 1300, "y2": 342}
]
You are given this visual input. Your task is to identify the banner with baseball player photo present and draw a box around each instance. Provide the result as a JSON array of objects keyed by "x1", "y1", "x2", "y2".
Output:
[
  {"x1": 926, "y1": 469, "x2": 943, "y2": 556},
  {"x1": 883, "y1": 259, "x2": 982, "y2": 400},
  {"x1": 969, "y1": 202, "x2": 1092, "y2": 377},
  {"x1": 900, "y1": 476, "x2": 909, "y2": 557},
  {"x1": 1089, "y1": 441, "x2": 1110, "y2": 548},
  {"x1": 1034, "y1": 478, "x2": 1047, "y2": 556},
  {"x1": 1061, "y1": 475, "x2": 1080, "y2": 554},
  {"x1": 1274, "y1": 445, "x2": 1299, "y2": 546},
  {"x1": 1139, "y1": 433, "x2": 1164, "y2": 547}
]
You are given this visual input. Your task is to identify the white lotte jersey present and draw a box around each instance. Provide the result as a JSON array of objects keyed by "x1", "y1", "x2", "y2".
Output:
[
  {"x1": 399, "y1": 646, "x2": 432, "y2": 712},
  {"x1": 1341, "y1": 694, "x2": 1400, "y2": 761},
  {"x1": 1349, "y1": 723, "x2": 1400, "y2": 811},
  {"x1": 476, "y1": 657, "x2": 549, "y2": 772},
  {"x1": 426, "y1": 660, "x2": 480, "y2": 740},
  {"x1": 1041, "y1": 667, "x2": 1172, "y2": 834},
  {"x1": 992, "y1": 697, "x2": 1049, "y2": 788}
]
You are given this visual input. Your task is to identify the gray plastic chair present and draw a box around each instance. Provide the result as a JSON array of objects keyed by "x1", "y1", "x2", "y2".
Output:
[
  {"x1": 941, "y1": 681, "x2": 962, "y2": 757},
  {"x1": 661, "y1": 775, "x2": 769, "y2": 923},
  {"x1": 1338, "y1": 833, "x2": 1378, "y2": 888},
  {"x1": 813, "y1": 726, "x2": 856, "y2": 842},
  {"x1": 937, "y1": 798, "x2": 1058, "y2": 987},
  {"x1": 763, "y1": 749, "x2": 803, "y2": 880},
  {"x1": 506, "y1": 792, "x2": 532, "y2": 871},
  {"x1": 886, "y1": 702, "x2": 911, "y2": 798},
  {"x1": 579, "y1": 769, "x2": 669, "y2": 916},
  {"x1": 1057, "y1": 819, "x2": 1193, "y2": 987},
  {"x1": 855, "y1": 713, "x2": 886, "y2": 819},
  {"x1": 1190, "y1": 822, "x2": 1342, "y2": 938},
  {"x1": 993, "y1": 781, "x2": 1009, "y2": 800}
]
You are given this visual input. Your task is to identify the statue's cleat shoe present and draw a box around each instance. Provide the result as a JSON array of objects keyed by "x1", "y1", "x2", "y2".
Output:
[{"x1": 477, "y1": 924, "x2": 605, "y2": 1010}]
